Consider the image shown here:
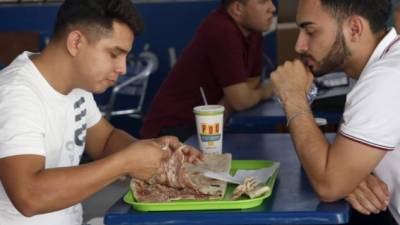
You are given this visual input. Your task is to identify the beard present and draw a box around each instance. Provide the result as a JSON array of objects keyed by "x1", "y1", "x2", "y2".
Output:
[{"x1": 300, "y1": 29, "x2": 351, "y2": 77}]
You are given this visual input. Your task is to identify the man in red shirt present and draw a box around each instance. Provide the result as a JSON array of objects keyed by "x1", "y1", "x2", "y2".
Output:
[{"x1": 141, "y1": 0, "x2": 276, "y2": 141}]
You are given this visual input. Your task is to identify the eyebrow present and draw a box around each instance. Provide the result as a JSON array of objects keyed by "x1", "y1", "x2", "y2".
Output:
[
  {"x1": 297, "y1": 21, "x2": 315, "y2": 28},
  {"x1": 114, "y1": 47, "x2": 130, "y2": 54}
]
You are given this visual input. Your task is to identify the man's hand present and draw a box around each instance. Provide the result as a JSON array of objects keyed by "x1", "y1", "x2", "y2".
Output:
[
  {"x1": 345, "y1": 174, "x2": 390, "y2": 215},
  {"x1": 155, "y1": 136, "x2": 204, "y2": 164},
  {"x1": 122, "y1": 136, "x2": 203, "y2": 181},
  {"x1": 270, "y1": 60, "x2": 314, "y2": 104}
]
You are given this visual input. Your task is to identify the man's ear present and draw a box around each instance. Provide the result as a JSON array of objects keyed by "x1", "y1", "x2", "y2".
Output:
[
  {"x1": 230, "y1": 1, "x2": 245, "y2": 18},
  {"x1": 344, "y1": 15, "x2": 364, "y2": 43},
  {"x1": 66, "y1": 30, "x2": 84, "y2": 57}
]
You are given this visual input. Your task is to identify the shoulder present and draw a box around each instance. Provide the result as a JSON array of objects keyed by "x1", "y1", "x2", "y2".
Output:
[
  {"x1": 0, "y1": 60, "x2": 46, "y2": 119},
  {"x1": 345, "y1": 62, "x2": 400, "y2": 116},
  {"x1": 0, "y1": 53, "x2": 43, "y2": 93},
  {"x1": 349, "y1": 66, "x2": 399, "y2": 98},
  {"x1": 0, "y1": 80, "x2": 45, "y2": 141},
  {"x1": 0, "y1": 82, "x2": 44, "y2": 119},
  {"x1": 0, "y1": 67, "x2": 42, "y2": 102},
  {"x1": 361, "y1": 51, "x2": 400, "y2": 87},
  {"x1": 198, "y1": 9, "x2": 241, "y2": 39}
]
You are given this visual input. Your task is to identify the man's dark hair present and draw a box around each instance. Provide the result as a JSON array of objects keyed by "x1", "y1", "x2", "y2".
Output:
[
  {"x1": 321, "y1": 0, "x2": 392, "y2": 33},
  {"x1": 220, "y1": 0, "x2": 248, "y2": 9},
  {"x1": 52, "y1": 0, "x2": 144, "y2": 41}
]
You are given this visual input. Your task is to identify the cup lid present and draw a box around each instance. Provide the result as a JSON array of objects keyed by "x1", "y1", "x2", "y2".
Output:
[{"x1": 193, "y1": 105, "x2": 225, "y2": 113}]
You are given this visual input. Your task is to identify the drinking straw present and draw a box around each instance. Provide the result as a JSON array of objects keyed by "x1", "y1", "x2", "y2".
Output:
[{"x1": 200, "y1": 87, "x2": 208, "y2": 105}]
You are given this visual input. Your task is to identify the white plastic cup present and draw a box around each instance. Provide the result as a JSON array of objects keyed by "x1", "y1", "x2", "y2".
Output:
[{"x1": 193, "y1": 105, "x2": 225, "y2": 154}]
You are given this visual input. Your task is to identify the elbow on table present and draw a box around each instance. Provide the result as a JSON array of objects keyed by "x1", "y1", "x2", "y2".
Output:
[
  {"x1": 314, "y1": 183, "x2": 348, "y2": 203},
  {"x1": 316, "y1": 192, "x2": 342, "y2": 203}
]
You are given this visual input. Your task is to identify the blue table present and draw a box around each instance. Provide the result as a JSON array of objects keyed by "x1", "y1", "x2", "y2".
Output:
[
  {"x1": 226, "y1": 100, "x2": 343, "y2": 133},
  {"x1": 104, "y1": 133, "x2": 349, "y2": 225}
]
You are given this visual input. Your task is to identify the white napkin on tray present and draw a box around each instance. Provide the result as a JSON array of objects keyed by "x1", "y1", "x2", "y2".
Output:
[{"x1": 203, "y1": 162, "x2": 280, "y2": 184}]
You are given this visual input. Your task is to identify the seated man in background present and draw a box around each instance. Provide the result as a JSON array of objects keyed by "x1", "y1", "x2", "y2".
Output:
[
  {"x1": 271, "y1": 0, "x2": 399, "y2": 224},
  {"x1": 0, "y1": 1, "x2": 201, "y2": 224},
  {"x1": 141, "y1": 0, "x2": 276, "y2": 141}
]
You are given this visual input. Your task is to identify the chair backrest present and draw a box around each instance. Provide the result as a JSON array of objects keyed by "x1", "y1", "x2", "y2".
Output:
[
  {"x1": 0, "y1": 31, "x2": 40, "y2": 66},
  {"x1": 101, "y1": 51, "x2": 158, "y2": 120}
]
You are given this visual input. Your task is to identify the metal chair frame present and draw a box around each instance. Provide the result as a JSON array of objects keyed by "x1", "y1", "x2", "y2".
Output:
[{"x1": 101, "y1": 52, "x2": 158, "y2": 120}]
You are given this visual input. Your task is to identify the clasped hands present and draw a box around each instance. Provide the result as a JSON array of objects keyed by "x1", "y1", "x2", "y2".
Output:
[{"x1": 270, "y1": 59, "x2": 314, "y2": 105}]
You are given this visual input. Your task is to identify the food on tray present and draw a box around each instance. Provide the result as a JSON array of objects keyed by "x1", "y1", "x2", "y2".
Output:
[
  {"x1": 124, "y1": 160, "x2": 278, "y2": 211},
  {"x1": 231, "y1": 177, "x2": 271, "y2": 200},
  {"x1": 131, "y1": 148, "x2": 232, "y2": 202}
]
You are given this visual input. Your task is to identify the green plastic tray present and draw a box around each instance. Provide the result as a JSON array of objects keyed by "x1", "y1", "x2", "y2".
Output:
[{"x1": 123, "y1": 160, "x2": 279, "y2": 211}]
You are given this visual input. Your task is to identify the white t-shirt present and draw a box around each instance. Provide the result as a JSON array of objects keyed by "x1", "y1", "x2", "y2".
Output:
[
  {"x1": 339, "y1": 28, "x2": 400, "y2": 223},
  {"x1": 0, "y1": 52, "x2": 102, "y2": 225}
]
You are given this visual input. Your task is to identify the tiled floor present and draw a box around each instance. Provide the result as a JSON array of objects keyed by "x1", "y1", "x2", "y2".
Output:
[{"x1": 82, "y1": 179, "x2": 130, "y2": 224}]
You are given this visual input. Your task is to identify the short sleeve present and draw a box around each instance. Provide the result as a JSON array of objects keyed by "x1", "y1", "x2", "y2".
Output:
[
  {"x1": 340, "y1": 68, "x2": 400, "y2": 150},
  {"x1": 0, "y1": 86, "x2": 46, "y2": 158}
]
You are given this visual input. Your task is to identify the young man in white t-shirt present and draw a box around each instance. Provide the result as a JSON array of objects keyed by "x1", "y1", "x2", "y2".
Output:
[
  {"x1": 271, "y1": 0, "x2": 400, "y2": 224},
  {"x1": 0, "y1": 1, "x2": 202, "y2": 225}
]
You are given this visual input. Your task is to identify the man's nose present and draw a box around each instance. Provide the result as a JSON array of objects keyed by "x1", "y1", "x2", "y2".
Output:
[
  {"x1": 269, "y1": 1, "x2": 277, "y2": 13},
  {"x1": 116, "y1": 59, "x2": 127, "y2": 76},
  {"x1": 295, "y1": 33, "x2": 309, "y2": 54}
]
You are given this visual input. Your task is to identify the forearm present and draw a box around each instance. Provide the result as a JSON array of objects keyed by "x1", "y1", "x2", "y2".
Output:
[
  {"x1": 240, "y1": 84, "x2": 273, "y2": 109},
  {"x1": 11, "y1": 154, "x2": 127, "y2": 216},
  {"x1": 283, "y1": 95, "x2": 335, "y2": 199},
  {"x1": 224, "y1": 81, "x2": 273, "y2": 111},
  {"x1": 247, "y1": 76, "x2": 261, "y2": 89},
  {"x1": 227, "y1": 87, "x2": 264, "y2": 111},
  {"x1": 218, "y1": 98, "x2": 234, "y2": 121},
  {"x1": 239, "y1": 88, "x2": 264, "y2": 110},
  {"x1": 101, "y1": 128, "x2": 137, "y2": 158},
  {"x1": 85, "y1": 118, "x2": 137, "y2": 160}
]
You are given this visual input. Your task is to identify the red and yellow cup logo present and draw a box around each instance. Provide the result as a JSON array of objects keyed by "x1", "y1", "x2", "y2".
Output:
[{"x1": 200, "y1": 123, "x2": 221, "y2": 144}]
